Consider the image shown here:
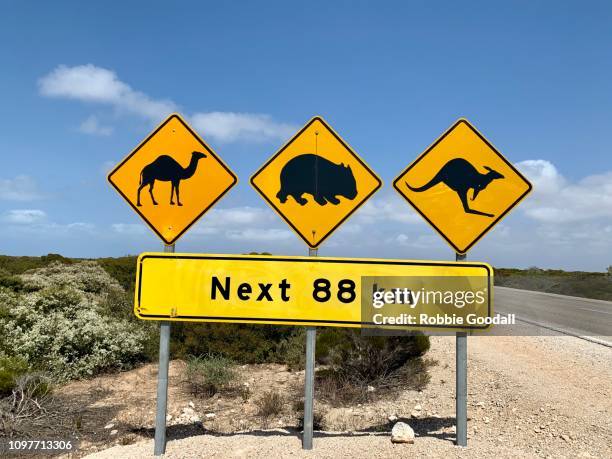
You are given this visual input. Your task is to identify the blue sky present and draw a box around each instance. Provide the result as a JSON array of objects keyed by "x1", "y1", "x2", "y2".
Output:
[{"x1": 1, "y1": 1, "x2": 611, "y2": 270}]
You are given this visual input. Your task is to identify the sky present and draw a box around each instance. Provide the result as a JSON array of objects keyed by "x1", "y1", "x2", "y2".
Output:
[{"x1": 0, "y1": 1, "x2": 611, "y2": 271}]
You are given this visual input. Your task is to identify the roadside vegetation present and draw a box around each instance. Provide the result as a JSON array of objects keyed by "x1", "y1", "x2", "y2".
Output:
[
  {"x1": 0, "y1": 254, "x2": 434, "y2": 438},
  {"x1": 1, "y1": 253, "x2": 609, "y2": 439},
  {"x1": 496, "y1": 266, "x2": 612, "y2": 301}
]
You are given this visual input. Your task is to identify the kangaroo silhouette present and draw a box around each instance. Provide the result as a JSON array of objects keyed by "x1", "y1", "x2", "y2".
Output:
[
  {"x1": 406, "y1": 158, "x2": 504, "y2": 217},
  {"x1": 137, "y1": 151, "x2": 207, "y2": 207}
]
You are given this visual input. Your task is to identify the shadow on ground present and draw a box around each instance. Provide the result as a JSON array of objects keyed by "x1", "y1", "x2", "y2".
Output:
[{"x1": 131, "y1": 416, "x2": 457, "y2": 444}]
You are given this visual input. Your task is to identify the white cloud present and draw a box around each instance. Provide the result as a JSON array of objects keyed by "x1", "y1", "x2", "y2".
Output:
[
  {"x1": 39, "y1": 64, "x2": 295, "y2": 142},
  {"x1": 182, "y1": 206, "x2": 294, "y2": 242},
  {"x1": 356, "y1": 193, "x2": 422, "y2": 224},
  {"x1": 111, "y1": 223, "x2": 146, "y2": 235},
  {"x1": 2, "y1": 209, "x2": 47, "y2": 224},
  {"x1": 190, "y1": 206, "x2": 276, "y2": 236},
  {"x1": 206, "y1": 206, "x2": 275, "y2": 226},
  {"x1": 0, "y1": 175, "x2": 44, "y2": 201},
  {"x1": 226, "y1": 228, "x2": 293, "y2": 242},
  {"x1": 517, "y1": 159, "x2": 612, "y2": 223},
  {"x1": 190, "y1": 112, "x2": 295, "y2": 143},
  {"x1": 3, "y1": 219, "x2": 95, "y2": 235},
  {"x1": 38, "y1": 64, "x2": 176, "y2": 121},
  {"x1": 79, "y1": 115, "x2": 113, "y2": 136},
  {"x1": 393, "y1": 233, "x2": 439, "y2": 249}
]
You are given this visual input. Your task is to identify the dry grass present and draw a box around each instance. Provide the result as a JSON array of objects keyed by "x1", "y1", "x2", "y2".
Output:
[
  {"x1": 255, "y1": 390, "x2": 284, "y2": 419},
  {"x1": 314, "y1": 357, "x2": 436, "y2": 407},
  {"x1": 0, "y1": 373, "x2": 59, "y2": 436}
]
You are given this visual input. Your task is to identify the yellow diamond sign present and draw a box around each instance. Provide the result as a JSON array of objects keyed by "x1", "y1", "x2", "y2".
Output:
[
  {"x1": 108, "y1": 113, "x2": 237, "y2": 245},
  {"x1": 393, "y1": 119, "x2": 532, "y2": 254},
  {"x1": 251, "y1": 116, "x2": 382, "y2": 248}
]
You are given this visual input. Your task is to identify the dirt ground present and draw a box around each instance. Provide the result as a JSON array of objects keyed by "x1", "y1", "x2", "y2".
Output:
[{"x1": 22, "y1": 333, "x2": 606, "y2": 458}]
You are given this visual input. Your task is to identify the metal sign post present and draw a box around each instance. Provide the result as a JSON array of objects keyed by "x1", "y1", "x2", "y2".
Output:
[
  {"x1": 154, "y1": 243, "x2": 174, "y2": 456},
  {"x1": 303, "y1": 247, "x2": 318, "y2": 450},
  {"x1": 455, "y1": 252, "x2": 467, "y2": 447}
]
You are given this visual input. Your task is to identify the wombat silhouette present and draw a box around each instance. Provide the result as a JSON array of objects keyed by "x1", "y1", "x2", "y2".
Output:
[
  {"x1": 406, "y1": 158, "x2": 504, "y2": 217},
  {"x1": 276, "y1": 154, "x2": 358, "y2": 206},
  {"x1": 137, "y1": 151, "x2": 207, "y2": 207}
]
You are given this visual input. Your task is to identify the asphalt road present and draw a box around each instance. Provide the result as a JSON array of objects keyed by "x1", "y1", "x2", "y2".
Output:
[{"x1": 494, "y1": 286, "x2": 612, "y2": 343}]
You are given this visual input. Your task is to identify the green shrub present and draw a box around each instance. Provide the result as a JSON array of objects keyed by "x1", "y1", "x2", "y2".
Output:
[
  {"x1": 0, "y1": 273, "x2": 26, "y2": 292},
  {"x1": 0, "y1": 356, "x2": 29, "y2": 396},
  {"x1": 316, "y1": 329, "x2": 429, "y2": 379},
  {"x1": 0, "y1": 254, "x2": 71, "y2": 276},
  {"x1": 0, "y1": 262, "x2": 151, "y2": 380},
  {"x1": 274, "y1": 328, "x2": 306, "y2": 370},
  {"x1": 97, "y1": 256, "x2": 137, "y2": 291},
  {"x1": 185, "y1": 354, "x2": 239, "y2": 396},
  {"x1": 312, "y1": 330, "x2": 431, "y2": 405},
  {"x1": 171, "y1": 323, "x2": 297, "y2": 364}
]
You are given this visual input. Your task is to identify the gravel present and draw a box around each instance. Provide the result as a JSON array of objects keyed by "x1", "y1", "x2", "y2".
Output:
[{"x1": 81, "y1": 334, "x2": 611, "y2": 458}]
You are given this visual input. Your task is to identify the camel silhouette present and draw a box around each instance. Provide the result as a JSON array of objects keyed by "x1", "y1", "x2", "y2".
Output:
[
  {"x1": 406, "y1": 158, "x2": 504, "y2": 217},
  {"x1": 137, "y1": 151, "x2": 207, "y2": 207}
]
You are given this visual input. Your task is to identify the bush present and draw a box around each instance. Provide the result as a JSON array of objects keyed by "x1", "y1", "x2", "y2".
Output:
[
  {"x1": 316, "y1": 329, "x2": 429, "y2": 381},
  {"x1": 0, "y1": 371, "x2": 53, "y2": 436},
  {"x1": 293, "y1": 400, "x2": 325, "y2": 431},
  {"x1": 97, "y1": 256, "x2": 137, "y2": 291},
  {"x1": 273, "y1": 328, "x2": 306, "y2": 370},
  {"x1": 312, "y1": 330, "x2": 431, "y2": 405},
  {"x1": 255, "y1": 390, "x2": 284, "y2": 419},
  {"x1": 0, "y1": 356, "x2": 29, "y2": 396},
  {"x1": 185, "y1": 354, "x2": 239, "y2": 396},
  {"x1": 171, "y1": 323, "x2": 297, "y2": 364},
  {"x1": 0, "y1": 262, "x2": 151, "y2": 380}
]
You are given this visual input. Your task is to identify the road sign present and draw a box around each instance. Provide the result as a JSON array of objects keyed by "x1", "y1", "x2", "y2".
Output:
[
  {"x1": 108, "y1": 113, "x2": 237, "y2": 245},
  {"x1": 135, "y1": 253, "x2": 493, "y2": 331},
  {"x1": 250, "y1": 116, "x2": 382, "y2": 248},
  {"x1": 393, "y1": 119, "x2": 532, "y2": 254}
]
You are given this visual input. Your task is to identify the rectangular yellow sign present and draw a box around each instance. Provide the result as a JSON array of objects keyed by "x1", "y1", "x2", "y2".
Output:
[{"x1": 135, "y1": 253, "x2": 493, "y2": 330}]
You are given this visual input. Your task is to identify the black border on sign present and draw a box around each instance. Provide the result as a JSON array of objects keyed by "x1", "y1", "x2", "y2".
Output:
[
  {"x1": 392, "y1": 119, "x2": 533, "y2": 254},
  {"x1": 136, "y1": 254, "x2": 492, "y2": 330},
  {"x1": 107, "y1": 113, "x2": 238, "y2": 245},
  {"x1": 249, "y1": 116, "x2": 383, "y2": 248}
]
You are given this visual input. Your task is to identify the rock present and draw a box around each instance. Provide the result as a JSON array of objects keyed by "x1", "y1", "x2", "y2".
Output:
[
  {"x1": 188, "y1": 401, "x2": 195, "y2": 409},
  {"x1": 410, "y1": 411, "x2": 420, "y2": 418},
  {"x1": 110, "y1": 430, "x2": 118, "y2": 436},
  {"x1": 205, "y1": 413, "x2": 216, "y2": 419},
  {"x1": 388, "y1": 414, "x2": 398, "y2": 422},
  {"x1": 560, "y1": 434, "x2": 571, "y2": 442},
  {"x1": 104, "y1": 423, "x2": 115, "y2": 430},
  {"x1": 391, "y1": 422, "x2": 415, "y2": 444},
  {"x1": 367, "y1": 385, "x2": 375, "y2": 393},
  {"x1": 484, "y1": 417, "x2": 490, "y2": 424},
  {"x1": 166, "y1": 414, "x2": 172, "y2": 422},
  {"x1": 475, "y1": 401, "x2": 485, "y2": 408},
  {"x1": 414, "y1": 404, "x2": 422, "y2": 411}
]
